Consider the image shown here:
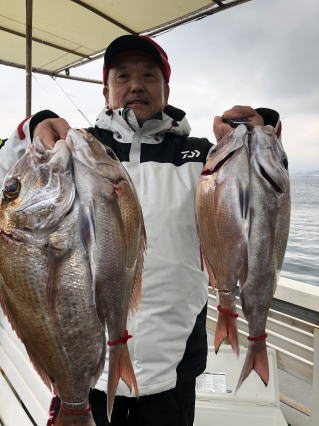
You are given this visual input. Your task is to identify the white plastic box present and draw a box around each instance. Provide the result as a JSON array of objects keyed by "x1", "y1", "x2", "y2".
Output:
[{"x1": 194, "y1": 346, "x2": 287, "y2": 426}]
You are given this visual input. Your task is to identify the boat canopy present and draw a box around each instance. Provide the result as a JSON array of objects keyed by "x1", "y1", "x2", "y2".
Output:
[
  {"x1": 0, "y1": 0, "x2": 251, "y2": 77},
  {"x1": 0, "y1": 0, "x2": 251, "y2": 114}
]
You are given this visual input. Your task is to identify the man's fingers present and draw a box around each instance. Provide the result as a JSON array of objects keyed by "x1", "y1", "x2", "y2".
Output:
[
  {"x1": 222, "y1": 105, "x2": 264, "y2": 127},
  {"x1": 263, "y1": 124, "x2": 275, "y2": 133},
  {"x1": 223, "y1": 105, "x2": 254, "y2": 119},
  {"x1": 213, "y1": 106, "x2": 269, "y2": 142},
  {"x1": 33, "y1": 118, "x2": 71, "y2": 147},
  {"x1": 213, "y1": 116, "x2": 233, "y2": 143}
]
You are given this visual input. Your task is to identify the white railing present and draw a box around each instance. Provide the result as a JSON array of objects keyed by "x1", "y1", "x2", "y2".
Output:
[
  {"x1": 0, "y1": 313, "x2": 52, "y2": 425},
  {"x1": 0, "y1": 276, "x2": 318, "y2": 425},
  {"x1": 206, "y1": 276, "x2": 319, "y2": 425}
]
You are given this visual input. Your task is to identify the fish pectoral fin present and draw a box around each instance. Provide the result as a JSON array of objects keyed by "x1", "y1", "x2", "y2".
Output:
[
  {"x1": 48, "y1": 233, "x2": 70, "y2": 256},
  {"x1": 45, "y1": 250, "x2": 64, "y2": 317},
  {"x1": 45, "y1": 238, "x2": 70, "y2": 318},
  {"x1": 79, "y1": 201, "x2": 96, "y2": 254}
]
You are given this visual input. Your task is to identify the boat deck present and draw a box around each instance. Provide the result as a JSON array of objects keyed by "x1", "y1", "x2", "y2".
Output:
[
  {"x1": 1, "y1": 276, "x2": 318, "y2": 425},
  {"x1": 204, "y1": 331, "x2": 311, "y2": 426},
  {"x1": 278, "y1": 369, "x2": 311, "y2": 426}
]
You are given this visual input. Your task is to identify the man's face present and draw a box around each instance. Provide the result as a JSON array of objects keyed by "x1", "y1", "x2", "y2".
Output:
[{"x1": 103, "y1": 53, "x2": 170, "y2": 125}]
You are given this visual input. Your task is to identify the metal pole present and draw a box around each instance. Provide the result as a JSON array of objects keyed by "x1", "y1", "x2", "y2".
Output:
[{"x1": 26, "y1": 0, "x2": 33, "y2": 117}]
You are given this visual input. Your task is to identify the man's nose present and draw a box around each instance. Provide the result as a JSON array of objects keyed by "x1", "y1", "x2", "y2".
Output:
[{"x1": 129, "y1": 77, "x2": 145, "y2": 92}]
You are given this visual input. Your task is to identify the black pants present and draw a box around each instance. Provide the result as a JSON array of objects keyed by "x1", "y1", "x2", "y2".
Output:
[
  {"x1": 52, "y1": 304, "x2": 207, "y2": 425},
  {"x1": 90, "y1": 378, "x2": 196, "y2": 426},
  {"x1": 53, "y1": 378, "x2": 196, "y2": 426}
]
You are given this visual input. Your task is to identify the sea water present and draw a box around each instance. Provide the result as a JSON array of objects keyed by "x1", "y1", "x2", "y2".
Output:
[{"x1": 281, "y1": 175, "x2": 319, "y2": 287}]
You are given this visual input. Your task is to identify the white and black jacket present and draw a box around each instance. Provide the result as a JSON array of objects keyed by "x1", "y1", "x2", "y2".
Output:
[
  {"x1": 88, "y1": 105, "x2": 212, "y2": 396},
  {"x1": 0, "y1": 105, "x2": 212, "y2": 397},
  {"x1": 0, "y1": 105, "x2": 281, "y2": 397}
]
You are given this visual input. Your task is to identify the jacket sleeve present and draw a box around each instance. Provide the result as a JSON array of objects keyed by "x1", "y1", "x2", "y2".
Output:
[
  {"x1": 255, "y1": 107, "x2": 282, "y2": 138},
  {"x1": 0, "y1": 110, "x2": 59, "y2": 186}
]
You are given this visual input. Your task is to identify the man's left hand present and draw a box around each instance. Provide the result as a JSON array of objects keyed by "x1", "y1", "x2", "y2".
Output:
[{"x1": 213, "y1": 105, "x2": 264, "y2": 143}]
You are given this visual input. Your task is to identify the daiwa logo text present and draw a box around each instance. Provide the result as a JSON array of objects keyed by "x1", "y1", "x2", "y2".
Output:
[{"x1": 181, "y1": 150, "x2": 200, "y2": 159}]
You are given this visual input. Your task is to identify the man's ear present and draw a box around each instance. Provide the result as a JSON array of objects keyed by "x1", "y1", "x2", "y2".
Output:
[
  {"x1": 103, "y1": 86, "x2": 109, "y2": 106},
  {"x1": 164, "y1": 83, "x2": 170, "y2": 105}
]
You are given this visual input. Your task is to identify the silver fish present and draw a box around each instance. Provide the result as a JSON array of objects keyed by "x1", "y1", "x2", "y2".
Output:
[
  {"x1": 0, "y1": 137, "x2": 105, "y2": 425},
  {"x1": 196, "y1": 125, "x2": 290, "y2": 389},
  {"x1": 237, "y1": 126, "x2": 290, "y2": 389},
  {"x1": 196, "y1": 125, "x2": 249, "y2": 356},
  {"x1": 66, "y1": 129, "x2": 146, "y2": 421}
]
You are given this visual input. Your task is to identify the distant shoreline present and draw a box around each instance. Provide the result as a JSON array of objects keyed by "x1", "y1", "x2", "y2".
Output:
[{"x1": 291, "y1": 171, "x2": 319, "y2": 177}]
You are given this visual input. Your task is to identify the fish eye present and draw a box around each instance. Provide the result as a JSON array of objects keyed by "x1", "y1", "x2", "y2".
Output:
[{"x1": 3, "y1": 179, "x2": 21, "y2": 200}]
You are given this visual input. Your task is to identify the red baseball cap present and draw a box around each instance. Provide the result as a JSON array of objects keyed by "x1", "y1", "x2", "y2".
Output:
[{"x1": 103, "y1": 35, "x2": 171, "y2": 85}]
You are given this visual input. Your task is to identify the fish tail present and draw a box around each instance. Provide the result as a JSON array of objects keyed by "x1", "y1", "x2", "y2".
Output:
[
  {"x1": 236, "y1": 340, "x2": 269, "y2": 392},
  {"x1": 107, "y1": 344, "x2": 138, "y2": 422},
  {"x1": 214, "y1": 309, "x2": 239, "y2": 356},
  {"x1": 54, "y1": 406, "x2": 95, "y2": 425}
]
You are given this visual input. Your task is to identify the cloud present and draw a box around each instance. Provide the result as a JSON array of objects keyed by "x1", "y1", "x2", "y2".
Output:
[
  {"x1": 156, "y1": 0, "x2": 319, "y2": 171},
  {"x1": 283, "y1": 113, "x2": 319, "y2": 172},
  {"x1": 0, "y1": 0, "x2": 318, "y2": 172}
]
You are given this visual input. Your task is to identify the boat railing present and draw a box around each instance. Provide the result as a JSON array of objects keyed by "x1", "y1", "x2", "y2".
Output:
[
  {"x1": 0, "y1": 275, "x2": 318, "y2": 425},
  {"x1": 206, "y1": 276, "x2": 319, "y2": 425}
]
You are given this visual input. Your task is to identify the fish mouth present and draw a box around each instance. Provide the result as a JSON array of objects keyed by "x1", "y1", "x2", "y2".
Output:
[{"x1": 0, "y1": 229, "x2": 23, "y2": 243}]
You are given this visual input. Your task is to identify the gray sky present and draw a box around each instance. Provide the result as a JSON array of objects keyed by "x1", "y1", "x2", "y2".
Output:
[{"x1": 0, "y1": 0, "x2": 318, "y2": 173}]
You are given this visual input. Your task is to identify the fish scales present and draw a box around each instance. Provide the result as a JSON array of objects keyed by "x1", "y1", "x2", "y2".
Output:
[
  {"x1": 0, "y1": 130, "x2": 145, "y2": 425},
  {"x1": 196, "y1": 124, "x2": 290, "y2": 390},
  {"x1": 0, "y1": 138, "x2": 105, "y2": 425},
  {"x1": 66, "y1": 130, "x2": 145, "y2": 421},
  {"x1": 237, "y1": 126, "x2": 290, "y2": 389},
  {"x1": 196, "y1": 125, "x2": 250, "y2": 356}
]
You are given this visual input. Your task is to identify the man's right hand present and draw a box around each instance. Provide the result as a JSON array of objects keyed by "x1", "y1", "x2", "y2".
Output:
[{"x1": 33, "y1": 118, "x2": 71, "y2": 147}]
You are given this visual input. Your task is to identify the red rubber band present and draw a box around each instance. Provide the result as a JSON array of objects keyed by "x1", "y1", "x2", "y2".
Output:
[
  {"x1": 248, "y1": 334, "x2": 267, "y2": 341},
  {"x1": 217, "y1": 305, "x2": 238, "y2": 318},
  {"x1": 61, "y1": 404, "x2": 91, "y2": 415},
  {"x1": 108, "y1": 330, "x2": 132, "y2": 346}
]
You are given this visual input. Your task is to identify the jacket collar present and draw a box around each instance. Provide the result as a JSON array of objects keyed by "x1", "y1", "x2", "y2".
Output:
[{"x1": 95, "y1": 104, "x2": 191, "y2": 139}]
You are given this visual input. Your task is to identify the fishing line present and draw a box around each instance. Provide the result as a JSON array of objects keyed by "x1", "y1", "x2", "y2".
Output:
[
  {"x1": 52, "y1": 78, "x2": 93, "y2": 127},
  {"x1": 32, "y1": 74, "x2": 92, "y2": 127}
]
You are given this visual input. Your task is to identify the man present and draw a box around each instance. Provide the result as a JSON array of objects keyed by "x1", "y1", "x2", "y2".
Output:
[{"x1": 0, "y1": 35, "x2": 281, "y2": 425}]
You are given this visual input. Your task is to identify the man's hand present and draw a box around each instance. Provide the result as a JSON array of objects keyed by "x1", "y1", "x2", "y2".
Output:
[
  {"x1": 33, "y1": 118, "x2": 71, "y2": 147},
  {"x1": 213, "y1": 105, "x2": 264, "y2": 143}
]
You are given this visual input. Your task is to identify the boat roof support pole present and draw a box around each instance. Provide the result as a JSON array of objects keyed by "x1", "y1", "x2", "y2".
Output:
[{"x1": 26, "y1": 0, "x2": 33, "y2": 117}]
